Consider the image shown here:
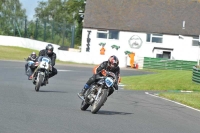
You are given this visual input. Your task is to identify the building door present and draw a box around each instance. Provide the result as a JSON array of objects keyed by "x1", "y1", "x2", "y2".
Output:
[{"x1": 163, "y1": 51, "x2": 171, "y2": 59}]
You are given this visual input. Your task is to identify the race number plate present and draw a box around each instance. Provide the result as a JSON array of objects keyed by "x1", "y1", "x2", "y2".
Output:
[{"x1": 105, "y1": 77, "x2": 114, "y2": 87}]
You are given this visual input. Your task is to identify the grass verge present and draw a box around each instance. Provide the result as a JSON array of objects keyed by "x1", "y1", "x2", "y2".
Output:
[
  {"x1": 121, "y1": 69, "x2": 200, "y2": 110},
  {"x1": 159, "y1": 92, "x2": 200, "y2": 110},
  {"x1": 121, "y1": 69, "x2": 200, "y2": 91},
  {"x1": 0, "y1": 46, "x2": 40, "y2": 60}
]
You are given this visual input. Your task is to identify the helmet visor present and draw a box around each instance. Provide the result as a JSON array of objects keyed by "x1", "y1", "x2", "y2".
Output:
[
  {"x1": 31, "y1": 54, "x2": 36, "y2": 59},
  {"x1": 47, "y1": 49, "x2": 52, "y2": 54}
]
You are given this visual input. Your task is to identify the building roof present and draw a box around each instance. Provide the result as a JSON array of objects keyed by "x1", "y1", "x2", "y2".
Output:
[{"x1": 83, "y1": 0, "x2": 200, "y2": 36}]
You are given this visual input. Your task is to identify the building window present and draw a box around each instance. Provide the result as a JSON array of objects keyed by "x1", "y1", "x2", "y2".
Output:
[
  {"x1": 192, "y1": 36, "x2": 199, "y2": 46},
  {"x1": 97, "y1": 30, "x2": 119, "y2": 39},
  {"x1": 156, "y1": 54, "x2": 163, "y2": 58},
  {"x1": 97, "y1": 30, "x2": 108, "y2": 39},
  {"x1": 146, "y1": 33, "x2": 163, "y2": 43},
  {"x1": 108, "y1": 30, "x2": 119, "y2": 39}
]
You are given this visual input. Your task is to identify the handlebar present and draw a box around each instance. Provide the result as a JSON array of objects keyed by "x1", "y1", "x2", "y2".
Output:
[{"x1": 99, "y1": 69, "x2": 117, "y2": 82}]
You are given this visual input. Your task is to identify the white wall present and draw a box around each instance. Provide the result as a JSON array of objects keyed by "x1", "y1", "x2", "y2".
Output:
[
  {"x1": 81, "y1": 28, "x2": 200, "y2": 67},
  {"x1": 0, "y1": 35, "x2": 127, "y2": 67},
  {"x1": 0, "y1": 35, "x2": 60, "y2": 55}
]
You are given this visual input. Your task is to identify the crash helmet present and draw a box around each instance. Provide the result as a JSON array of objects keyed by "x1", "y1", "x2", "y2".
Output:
[
  {"x1": 108, "y1": 55, "x2": 119, "y2": 69},
  {"x1": 31, "y1": 52, "x2": 36, "y2": 59},
  {"x1": 46, "y1": 44, "x2": 54, "y2": 55}
]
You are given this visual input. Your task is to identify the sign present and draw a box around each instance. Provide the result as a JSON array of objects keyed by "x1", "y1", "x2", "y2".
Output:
[{"x1": 128, "y1": 35, "x2": 143, "y2": 49}]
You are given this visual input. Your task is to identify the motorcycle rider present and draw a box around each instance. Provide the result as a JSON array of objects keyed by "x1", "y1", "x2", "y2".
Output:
[
  {"x1": 25, "y1": 52, "x2": 37, "y2": 72},
  {"x1": 78, "y1": 55, "x2": 120, "y2": 97},
  {"x1": 29, "y1": 44, "x2": 58, "y2": 80},
  {"x1": 25, "y1": 52, "x2": 37, "y2": 79}
]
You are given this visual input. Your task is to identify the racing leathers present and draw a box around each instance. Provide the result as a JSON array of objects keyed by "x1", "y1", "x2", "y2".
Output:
[{"x1": 38, "y1": 49, "x2": 57, "y2": 78}]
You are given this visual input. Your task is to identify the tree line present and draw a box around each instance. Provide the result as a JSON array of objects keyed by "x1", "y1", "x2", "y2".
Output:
[{"x1": 0, "y1": 0, "x2": 85, "y2": 48}]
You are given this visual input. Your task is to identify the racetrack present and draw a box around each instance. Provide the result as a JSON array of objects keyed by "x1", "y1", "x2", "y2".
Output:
[{"x1": 0, "y1": 61, "x2": 200, "y2": 133}]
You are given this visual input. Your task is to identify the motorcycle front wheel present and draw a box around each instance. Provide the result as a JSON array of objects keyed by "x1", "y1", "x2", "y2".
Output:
[
  {"x1": 91, "y1": 89, "x2": 108, "y2": 114},
  {"x1": 35, "y1": 73, "x2": 44, "y2": 92}
]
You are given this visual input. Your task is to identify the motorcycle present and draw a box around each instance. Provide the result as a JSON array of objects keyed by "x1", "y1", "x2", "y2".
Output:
[
  {"x1": 31, "y1": 56, "x2": 52, "y2": 92},
  {"x1": 78, "y1": 69, "x2": 117, "y2": 114},
  {"x1": 24, "y1": 58, "x2": 35, "y2": 76}
]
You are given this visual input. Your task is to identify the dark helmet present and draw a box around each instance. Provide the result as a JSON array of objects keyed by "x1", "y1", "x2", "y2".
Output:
[
  {"x1": 31, "y1": 52, "x2": 36, "y2": 59},
  {"x1": 108, "y1": 55, "x2": 119, "y2": 68},
  {"x1": 46, "y1": 44, "x2": 54, "y2": 55}
]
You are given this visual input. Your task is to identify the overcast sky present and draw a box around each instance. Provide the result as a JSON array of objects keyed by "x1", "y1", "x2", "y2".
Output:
[{"x1": 20, "y1": 0, "x2": 47, "y2": 20}]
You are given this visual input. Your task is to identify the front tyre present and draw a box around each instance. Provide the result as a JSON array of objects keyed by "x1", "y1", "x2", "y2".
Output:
[
  {"x1": 91, "y1": 89, "x2": 108, "y2": 114},
  {"x1": 35, "y1": 74, "x2": 44, "y2": 92},
  {"x1": 80, "y1": 100, "x2": 90, "y2": 111}
]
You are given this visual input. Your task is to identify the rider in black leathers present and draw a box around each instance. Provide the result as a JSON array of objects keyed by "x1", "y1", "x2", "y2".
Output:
[
  {"x1": 29, "y1": 44, "x2": 58, "y2": 80},
  {"x1": 38, "y1": 44, "x2": 58, "y2": 78},
  {"x1": 78, "y1": 55, "x2": 120, "y2": 97}
]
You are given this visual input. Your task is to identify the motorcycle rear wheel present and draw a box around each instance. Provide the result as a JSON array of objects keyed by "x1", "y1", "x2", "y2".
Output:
[{"x1": 80, "y1": 100, "x2": 90, "y2": 111}]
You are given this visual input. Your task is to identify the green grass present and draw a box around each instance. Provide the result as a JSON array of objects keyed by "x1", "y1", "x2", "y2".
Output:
[
  {"x1": 0, "y1": 46, "x2": 40, "y2": 60},
  {"x1": 121, "y1": 69, "x2": 200, "y2": 110},
  {"x1": 159, "y1": 92, "x2": 200, "y2": 110},
  {"x1": 121, "y1": 69, "x2": 200, "y2": 91},
  {"x1": 0, "y1": 46, "x2": 94, "y2": 66}
]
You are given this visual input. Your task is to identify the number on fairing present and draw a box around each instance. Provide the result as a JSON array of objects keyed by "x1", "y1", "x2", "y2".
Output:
[
  {"x1": 105, "y1": 77, "x2": 114, "y2": 87},
  {"x1": 40, "y1": 61, "x2": 49, "y2": 69}
]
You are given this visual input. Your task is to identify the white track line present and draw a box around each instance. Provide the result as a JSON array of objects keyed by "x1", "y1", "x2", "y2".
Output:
[
  {"x1": 145, "y1": 92, "x2": 200, "y2": 113},
  {"x1": 118, "y1": 84, "x2": 125, "y2": 87},
  {"x1": 57, "y1": 70, "x2": 72, "y2": 72},
  {"x1": 118, "y1": 83, "x2": 125, "y2": 89}
]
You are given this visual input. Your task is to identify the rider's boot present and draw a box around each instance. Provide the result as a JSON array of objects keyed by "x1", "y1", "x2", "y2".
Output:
[
  {"x1": 28, "y1": 74, "x2": 33, "y2": 80},
  {"x1": 78, "y1": 84, "x2": 90, "y2": 96}
]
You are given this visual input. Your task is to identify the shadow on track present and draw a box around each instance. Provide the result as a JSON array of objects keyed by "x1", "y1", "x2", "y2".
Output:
[
  {"x1": 37, "y1": 90, "x2": 68, "y2": 93},
  {"x1": 88, "y1": 110, "x2": 133, "y2": 115}
]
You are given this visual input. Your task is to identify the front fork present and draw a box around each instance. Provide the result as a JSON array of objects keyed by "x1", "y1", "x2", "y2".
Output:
[{"x1": 95, "y1": 87, "x2": 102, "y2": 101}]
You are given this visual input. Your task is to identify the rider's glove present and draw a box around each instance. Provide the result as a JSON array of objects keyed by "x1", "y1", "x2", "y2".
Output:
[
  {"x1": 35, "y1": 62, "x2": 39, "y2": 66},
  {"x1": 49, "y1": 65, "x2": 52, "y2": 71}
]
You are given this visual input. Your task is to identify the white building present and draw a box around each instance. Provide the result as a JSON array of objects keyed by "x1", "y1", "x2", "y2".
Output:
[{"x1": 81, "y1": 0, "x2": 200, "y2": 68}]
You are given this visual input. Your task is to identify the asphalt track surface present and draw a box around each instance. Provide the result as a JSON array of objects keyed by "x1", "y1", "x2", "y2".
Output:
[{"x1": 0, "y1": 60, "x2": 200, "y2": 133}]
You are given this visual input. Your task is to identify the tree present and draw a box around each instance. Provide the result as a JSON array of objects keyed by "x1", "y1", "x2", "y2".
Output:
[
  {"x1": 34, "y1": 0, "x2": 85, "y2": 46},
  {"x1": 64, "y1": 0, "x2": 85, "y2": 46},
  {"x1": 0, "y1": 0, "x2": 26, "y2": 36}
]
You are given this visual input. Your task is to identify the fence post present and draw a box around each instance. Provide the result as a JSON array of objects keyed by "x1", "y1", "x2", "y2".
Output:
[
  {"x1": 51, "y1": 20, "x2": 54, "y2": 40},
  {"x1": 70, "y1": 25, "x2": 75, "y2": 48},
  {"x1": 62, "y1": 23, "x2": 66, "y2": 46},
  {"x1": 24, "y1": 16, "x2": 27, "y2": 38},
  {"x1": 34, "y1": 18, "x2": 38, "y2": 39},
  {"x1": 14, "y1": 17, "x2": 16, "y2": 36},
  {"x1": 43, "y1": 19, "x2": 46, "y2": 41}
]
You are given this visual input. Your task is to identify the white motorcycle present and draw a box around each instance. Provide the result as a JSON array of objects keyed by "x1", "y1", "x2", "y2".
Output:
[{"x1": 32, "y1": 56, "x2": 52, "y2": 92}]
